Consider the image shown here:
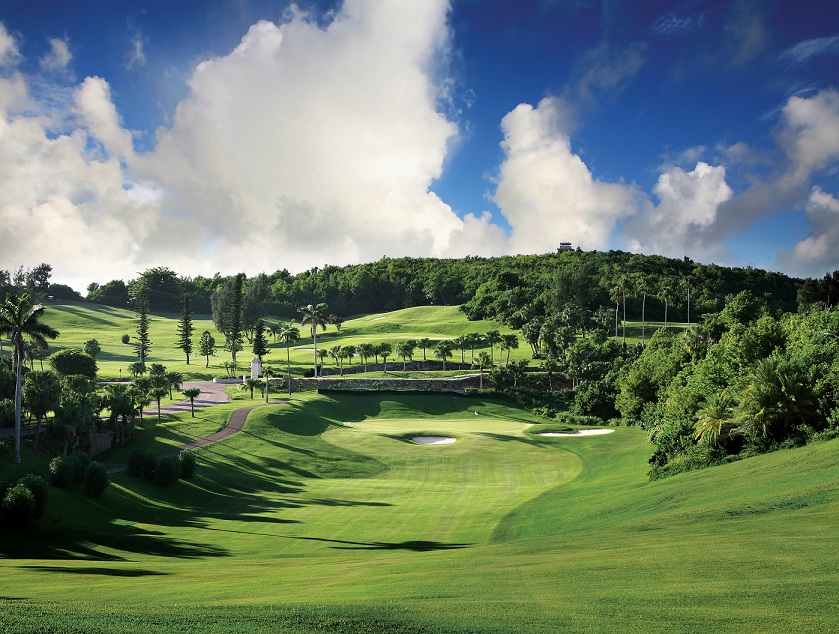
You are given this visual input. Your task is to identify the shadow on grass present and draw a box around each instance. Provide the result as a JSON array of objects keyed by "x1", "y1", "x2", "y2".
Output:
[
  {"x1": 19, "y1": 565, "x2": 168, "y2": 577},
  {"x1": 475, "y1": 432, "x2": 545, "y2": 447},
  {"x1": 288, "y1": 535, "x2": 472, "y2": 551}
]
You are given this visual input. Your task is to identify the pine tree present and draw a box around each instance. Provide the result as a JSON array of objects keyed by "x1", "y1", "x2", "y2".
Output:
[
  {"x1": 252, "y1": 319, "x2": 270, "y2": 361},
  {"x1": 133, "y1": 294, "x2": 152, "y2": 370},
  {"x1": 175, "y1": 295, "x2": 194, "y2": 364},
  {"x1": 198, "y1": 331, "x2": 216, "y2": 368}
]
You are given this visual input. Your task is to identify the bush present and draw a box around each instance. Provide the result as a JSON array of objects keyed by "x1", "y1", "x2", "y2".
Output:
[
  {"x1": 178, "y1": 450, "x2": 196, "y2": 479},
  {"x1": 17, "y1": 474, "x2": 48, "y2": 519},
  {"x1": 154, "y1": 455, "x2": 179, "y2": 487},
  {"x1": 127, "y1": 448, "x2": 157, "y2": 480},
  {"x1": 49, "y1": 456, "x2": 75, "y2": 488},
  {"x1": 69, "y1": 453, "x2": 91, "y2": 483},
  {"x1": 83, "y1": 462, "x2": 109, "y2": 498},
  {"x1": 121, "y1": 334, "x2": 130, "y2": 344},
  {"x1": 1, "y1": 484, "x2": 36, "y2": 529}
]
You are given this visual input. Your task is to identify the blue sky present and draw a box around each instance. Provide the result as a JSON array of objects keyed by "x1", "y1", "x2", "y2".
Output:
[{"x1": 1, "y1": 0, "x2": 838, "y2": 290}]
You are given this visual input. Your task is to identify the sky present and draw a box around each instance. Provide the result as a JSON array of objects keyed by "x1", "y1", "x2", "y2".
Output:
[{"x1": 1, "y1": 0, "x2": 839, "y2": 292}]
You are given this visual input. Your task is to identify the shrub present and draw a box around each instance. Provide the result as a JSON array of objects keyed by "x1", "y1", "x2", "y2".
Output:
[
  {"x1": 49, "y1": 456, "x2": 75, "y2": 488},
  {"x1": 178, "y1": 451, "x2": 196, "y2": 479},
  {"x1": 154, "y1": 455, "x2": 179, "y2": 487},
  {"x1": 128, "y1": 448, "x2": 158, "y2": 480},
  {"x1": 121, "y1": 334, "x2": 130, "y2": 344},
  {"x1": 17, "y1": 474, "x2": 48, "y2": 519},
  {"x1": 83, "y1": 462, "x2": 109, "y2": 498},
  {"x1": 69, "y1": 453, "x2": 91, "y2": 483},
  {"x1": 1, "y1": 484, "x2": 36, "y2": 529}
]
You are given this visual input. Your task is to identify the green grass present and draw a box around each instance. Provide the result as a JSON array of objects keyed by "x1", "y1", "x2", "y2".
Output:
[
  {"x1": 31, "y1": 302, "x2": 531, "y2": 381},
  {"x1": 2, "y1": 391, "x2": 838, "y2": 632}
]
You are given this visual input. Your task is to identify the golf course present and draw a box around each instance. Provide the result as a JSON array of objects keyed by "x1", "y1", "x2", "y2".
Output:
[{"x1": 2, "y1": 302, "x2": 839, "y2": 632}]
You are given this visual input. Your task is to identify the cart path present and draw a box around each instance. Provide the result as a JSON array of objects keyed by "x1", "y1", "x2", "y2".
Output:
[{"x1": 108, "y1": 381, "x2": 287, "y2": 473}]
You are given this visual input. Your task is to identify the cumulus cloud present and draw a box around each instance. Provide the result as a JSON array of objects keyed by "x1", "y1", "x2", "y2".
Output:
[
  {"x1": 776, "y1": 88, "x2": 839, "y2": 186},
  {"x1": 39, "y1": 37, "x2": 72, "y2": 72},
  {"x1": 778, "y1": 187, "x2": 839, "y2": 277},
  {"x1": 493, "y1": 97, "x2": 640, "y2": 252},
  {"x1": 0, "y1": 23, "x2": 20, "y2": 67},
  {"x1": 621, "y1": 162, "x2": 733, "y2": 261},
  {"x1": 1, "y1": 1, "x2": 513, "y2": 289}
]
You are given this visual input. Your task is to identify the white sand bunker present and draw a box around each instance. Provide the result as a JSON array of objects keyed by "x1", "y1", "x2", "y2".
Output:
[
  {"x1": 539, "y1": 429, "x2": 615, "y2": 437},
  {"x1": 412, "y1": 436, "x2": 456, "y2": 445}
]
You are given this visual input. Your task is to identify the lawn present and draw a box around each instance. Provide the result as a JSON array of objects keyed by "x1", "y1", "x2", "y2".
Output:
[{"x1": 2, "y1": 391, "x2": 838, "y2": 632}]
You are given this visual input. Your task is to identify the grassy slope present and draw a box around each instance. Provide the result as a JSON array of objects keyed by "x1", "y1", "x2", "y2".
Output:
[
  {"x1": 2, "y1": 391, "x2": 838, "y2": 632},
  {"x1": 34, "y1": 302, "x2": 534, "y2": 381}
]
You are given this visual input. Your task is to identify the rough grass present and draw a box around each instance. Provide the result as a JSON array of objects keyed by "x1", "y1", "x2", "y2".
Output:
[{"x1": 2, "y1": 391, "x2": 838, "y2": 632}]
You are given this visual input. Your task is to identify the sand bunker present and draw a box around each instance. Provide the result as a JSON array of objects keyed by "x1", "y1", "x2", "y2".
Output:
[
  {"x1": 538, "y1": 429, "x2": 615, "y2": 437},
  {"x1": 412, "y1": 436, "x2": 456, "y2": 445}
]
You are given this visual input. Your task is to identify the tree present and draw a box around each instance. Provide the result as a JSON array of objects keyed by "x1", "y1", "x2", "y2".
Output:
[
  {"x1": 299, "y1": 303, "x2": 328, "y2": 378},
  {"x1": 379, "y1": 342, "x2": 392, "y2": 373},
  {"x1": 242, "y1": 273, "x2": 270, "y2": 343},
  {"x1": 328, "y1": 314, "x2": 345, "y2": 332},
  {"x1": 0, "y1": 293, "x2": 59, "y2": 464},
  {"x1": 500, "y1": 334, "x2": 519, "y2": 365},
  {"x1": 476, "y1": 351, "x2": 491, "y2": 388},
  {"x1": 83, "y1": 339, "x2": 101, "y2": 359},
  {"x1": 182, "y1": 387, "x2": 201, "y2": 417},
  {"x1": 22, "y1": 370, "x2": 60, "y2": 449},
  {"x1": 55, "y1": 375, "x2": 99, "y2": 455},
  {"x1": 128, "y1": 267, "x2": 183, "y2": 312},
  {"x1": 49, "y1": 348, "x2": 97, "y2": 379},
  {"x1": 694, "y1": 389, "x2": 736, "y2": 446},
  {"x1": 485, "y1": 330, "x2": 502, "y2": 364},
  {"x1": 278, "y1": 322, "x2": 300, "y2": 396},
  {"x1": 175, "y1": 295, "x2": 194, "y2": 364},
  {"x1": 343, "y1": 344, "x2": 356, "y2": 366},
  {"x1": 165, "y1": 371, "x2": 183, "y2": 400},
  {"x1": 659, "y1": 281, "x2": 678, "y2": 329},
  {"x1": 252, "y1": 319, "x2": 270, "y2": 361},
  {"x1": 240, "y1": 378, "x2": 261, "y2": 400},
  {"x1": 417, "y1": 338, "x2": 432, "y2": 364},
  {"x1": 463, "y1": 332, "x2": 484, "y2": 365},
  {"x1": 198, "y1": 330, "x2": 216, "y2": 368},
  {"x1": 434, "y1": 340, "x2": 453, "y2": 370},
  {"x1": 395, "y1": 340, "x2": 415, "y2": 371},
  {"x1": 148, "y1": 386, "x2": 169, "y2": 424},
  {"x1": 262, "y1": 367, "x2": 276, "y2": 403},
  {"x1": 133, "y1": 294, "x2": 152, "y2": 370},
  {"x1": 101, "y1": 383, "x2": 135, "y2": 445},
  {"x1": 358, "y1": 342, "x2": 375, "y2": 372},
  {"x1": 212, "y1": 274, "x2": 244, "y2": 362}
]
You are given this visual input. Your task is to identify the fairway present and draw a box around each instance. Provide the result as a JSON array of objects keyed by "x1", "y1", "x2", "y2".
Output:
[{"x1": 3, "y1": 393, "x2": 839, "y2": 632}]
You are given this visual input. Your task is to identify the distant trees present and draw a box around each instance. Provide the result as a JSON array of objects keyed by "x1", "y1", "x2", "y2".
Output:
[
  {"x1": 133, "y1": 294, "x2": 152, "y2": 370},
  {"x1": 395, "y1": 340, "x2": 415, "y2": 371},
  {"x1": 434, "y1": 340, "x2": 453, "y2": 370},
  {"x1": 212, "y1": 274, "x2": 245, "y2": 363},
  {"x1": 278, "y1": 322, "x2": 300, "y2": 395}
]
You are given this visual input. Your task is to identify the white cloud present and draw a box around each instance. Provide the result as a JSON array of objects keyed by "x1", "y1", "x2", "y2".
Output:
[
  {"x1": 0, "y1": 23, "x2": 20, "y2": 67},
  {"x1": 74, "y1": 77, "x2": 135, "y2": 160},
  {"x1": 621, "y1": 162, "x2": 733, "y2": 261},
  {"x1": 39, "y1": 37, "x2": 72, "y2": 72},
  {"x1": 776, "y1": 88, "x2": 839, "y2": 186},
  {"x1": 493, "y1": 97, "x2": 640, "y2": 253},
  {"x1": 777, "y1": 187, "x2": 839, "y2": 277},
  {"x1": 780, "y1": 34, "x2": 839, "y2": 67}
]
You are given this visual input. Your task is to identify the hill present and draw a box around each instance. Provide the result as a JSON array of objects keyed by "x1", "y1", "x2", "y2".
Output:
[{"x1": 2, "y1": 392, "x2": 837, "y2": 632}]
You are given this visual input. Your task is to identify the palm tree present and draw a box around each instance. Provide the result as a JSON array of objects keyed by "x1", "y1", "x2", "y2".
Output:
[
  {"x1": 262, "y1": 367, "x2": 276, "y2": 402},
  {"x1": 659, "y1": 281, "x2": 677, "y2": 329},
  {"x1": 240, "y1": 377, "x2": 261, "y2": 400},
  {"x1": 0, "y1": 293, "x2": 59, "y2": 463},
  {"x1": 358, "y1": 342, "x2": 375, "y2": 372},
  {"x1": 379, "y1": 342, "x2": 392, "y2": 373},
  {"x1": 500, "y1": 334, "x2": 519, "y2": 365},
  {"x1": 417, "y1": 338, "x2": 432, "y2": 364},
  {"x1": 182, "y1": 387, "x2": 201, "y2": 417},
  {"x1": 148, "y1": 386, "x2": 169, "y2": 425},
  {"x1": 395, "y1": 340, "x2": 415, "y2": 371},
  {"x1": 694, "y1": 389, "x2": 736, "y2": 446},
  {"x1": 299, "y1": 303, "x2": 328, "y2": 378},
  {"x1": 318, "y1": 348, "x2": 328, "y2": 371},
  {"x1": 22, "y1": 369, "x2": 60, "y2": 449},
  {"x1": 476, "y1": 351, "x2": 491, "y2": 389},
  {"x1": 734, "y1": 357, "x2": 817, "y2": 439},
  {"x1": 609, "y1": 285, "x2": 621, "y2": 342},
  {"x1": 269, "y1": 323, "x2": 280, "y2": 343},
  {"x1": 278, "y1": 322, "x2": 300, "y2": 396},
  {"x1": 166, "y1": 370, "x2": 183, "y2": 400},
  {"x1": 463, "y1": 332, "x2": 484, "y2": 365},
  {"x1": 434, "y1": 340, "x2": 453, "y2": 370},
  {"x1": 485, "y1": 330, "x2": 502, "y2": 364},
  {"x1": 343, "y1": 344, "x2": 356, "y2": 366}
]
